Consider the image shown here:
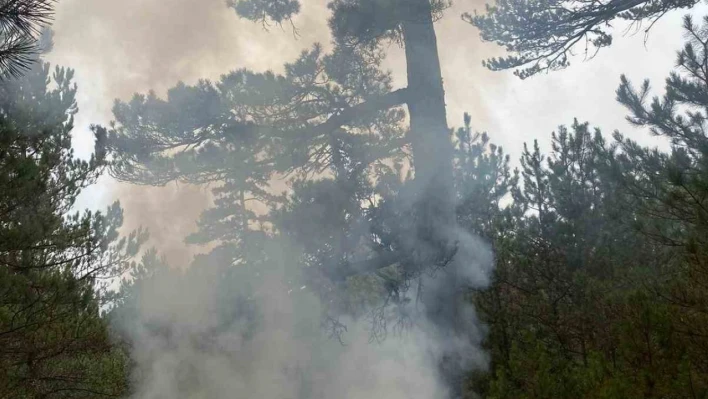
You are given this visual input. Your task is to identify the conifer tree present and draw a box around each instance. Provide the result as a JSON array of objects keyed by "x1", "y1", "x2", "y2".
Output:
[
  {"x1": 471, "y1": 16, "x2": 708, "y2": 397},
  {"x1": 107, "y1": 2, "x2": 501, "y2": 396},
  {"x1": 468, "y1": 0, "x2": 699, "y2": 78},
  {"x1": 106, "y1": 0, "x2": 495, "y2": 337},
  {"x1": 0, "y1": 59, "x2": 145, "y2": 397},
  {"x1": 0, "y1": 0, "x2": 55, "y2": 78}
]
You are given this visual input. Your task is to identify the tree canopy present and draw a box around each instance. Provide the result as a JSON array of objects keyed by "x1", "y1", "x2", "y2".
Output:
[
  {"x1": 106, "y1": 0, "x2": 467, "y2": 324},
  {"x1": 0, "y1": 0, "x2": 705, "y2": 398},
  {"x1": 468, "y1": 0, "x2": 699, "y2": 78},
  {"x1": 102, "y1": 2, "x2": 708, "y2": 397},
  {"x1": 0, "y1": 59, "x2": 145, "y2": 398}
]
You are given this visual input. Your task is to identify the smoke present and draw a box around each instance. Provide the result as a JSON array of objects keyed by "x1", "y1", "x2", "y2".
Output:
[
  {"x1": 46, "y1": 0, "x2": 505, "y2": 269},
  {"x1": 49, "y1": 0, "x2": 332, "y2": 100},
  {"x1": 113, "y1": 222, "x2": 492, "y2": 399},
  {"x1": 39, "y1": 0, "x2": 694, "y2": 396},
  {"x1": 43, "y1": 0, "x2": 505, "y2": 397},
  {"x1": 45, "y1": 0, "x2": 335, "y2": 261},
  {"x1": 112, "y1": 183, "x2": 213, "y2": 269}
]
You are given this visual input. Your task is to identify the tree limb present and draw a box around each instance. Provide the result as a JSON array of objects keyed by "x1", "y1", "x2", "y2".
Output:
[{"x1": 312, "y1": 87, "x2": 409, "y2": 136}]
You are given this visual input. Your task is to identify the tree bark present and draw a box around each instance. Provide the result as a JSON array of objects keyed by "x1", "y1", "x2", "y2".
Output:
[
  {"x1": 402, "y1": 6, "x2": 467, "y2": 397},
  {"x1": 402, "y1": 0, "x2": 456, "y2": 235}
]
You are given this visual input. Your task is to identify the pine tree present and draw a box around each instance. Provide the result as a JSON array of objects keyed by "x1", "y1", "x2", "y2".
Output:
[
  {"x1": 0, "y1": 0, "x2": 55, "y2": 78},
  {"x1": 106, "y1": 0, "x2": 495, "y2": 343},
  {"x1": 106, "y1": 3, "x2": 507, "y2": 396},
  {"x1": 467, "y1": 0, "x2": 699, "y2": 78},
  {"x1": 0, "y1": 60, "x2": 145, "y2": 397},
  {"x1": 613, "y1": 14, "x2": 708, "y2": 393},
  {"x1": 472, "y1": 16, "x2": 708, "y2": 397}
]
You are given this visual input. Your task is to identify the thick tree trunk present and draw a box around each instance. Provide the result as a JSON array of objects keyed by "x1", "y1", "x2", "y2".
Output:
[
  {"x1": 402, "y1": 0, "x2": 456, "y2": 237},
  {"x1": 402, "y1": 4, "x2": 467, "y2": 397},
  {"x1": 336, "y1": 2, "x2": 458, "y2": 280}
]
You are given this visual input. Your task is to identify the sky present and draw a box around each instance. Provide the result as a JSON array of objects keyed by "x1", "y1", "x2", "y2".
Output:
[{"x1": 45, "y1": 0, "x2": 695, "y2": 266}]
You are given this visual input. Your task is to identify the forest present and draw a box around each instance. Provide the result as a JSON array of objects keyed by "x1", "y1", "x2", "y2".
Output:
[{"x1": 1, "y1": 0, "x2": 708, "y2": 398}]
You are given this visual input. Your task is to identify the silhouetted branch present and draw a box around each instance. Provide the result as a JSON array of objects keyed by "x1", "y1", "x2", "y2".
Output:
[{"x1": 312, "y1": 87, "x2": 409, "y2": 136}]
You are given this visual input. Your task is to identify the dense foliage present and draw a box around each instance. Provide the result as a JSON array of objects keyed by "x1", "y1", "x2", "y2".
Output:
[
  {"x1": 103, "y1": 1, "x2": 708, "y2": 397},
  {"x1": 3, "y1": 0, "x2": 708, "y2": 398},
  {"x1": 0, "y1": 0, "x2": 55, "y2": 78},
  {"x1": 468, "y1": 16, "x2": 708, "y2": 398},
  {"x1": 0, "y1": 61, "x2": 144, "y2": 397}
]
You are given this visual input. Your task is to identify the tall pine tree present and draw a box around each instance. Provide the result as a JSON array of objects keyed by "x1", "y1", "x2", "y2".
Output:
[{"x1": 0, "y1": 60, "x2": 145, "y2": 397}]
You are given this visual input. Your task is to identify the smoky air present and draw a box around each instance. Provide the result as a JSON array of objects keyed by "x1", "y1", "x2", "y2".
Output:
[{"x1": 1, "y1": 1, "x2": 705, "y2": 399}]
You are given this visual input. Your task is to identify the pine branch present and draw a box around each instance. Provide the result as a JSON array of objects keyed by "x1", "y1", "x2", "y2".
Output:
[
  {"x1": 311, "y1": 87, "x2": 409, "y2": 136},
  {"x1": 0, "y1": 0, "x2": 55, "y2": 79}
]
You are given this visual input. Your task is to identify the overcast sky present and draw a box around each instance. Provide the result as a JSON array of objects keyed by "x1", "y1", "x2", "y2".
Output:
[{"x1": 44, "y1": 0, "x2": 697, "y2": 266}]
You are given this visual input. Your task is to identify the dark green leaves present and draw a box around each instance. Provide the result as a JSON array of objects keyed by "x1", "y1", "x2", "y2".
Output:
[{"x1": 0, "y1": 60, "x2": 145, "y2": 398}]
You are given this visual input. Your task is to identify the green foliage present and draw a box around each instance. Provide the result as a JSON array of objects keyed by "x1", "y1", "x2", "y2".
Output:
[
  {"x1": 470, "y1": 16, "x2": 708, "y2": 398},
  {"x1": 0, "y1": 0, "x2": 55, "y2": 78},
  {"x1": 105, "y1": 2, "x2": 708, "y2": 398},
  {"x1": 467, "y1": 0, "x2": 698, "y2": 78},
  {"x1": 0, "y1": 61, "x2": 145, "y2": 397}
]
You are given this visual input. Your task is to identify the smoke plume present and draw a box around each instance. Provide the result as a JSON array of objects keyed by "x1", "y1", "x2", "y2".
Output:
[
  {"x1": 46, "y1": 0, "x2": 503, "y2": 269},
  {"x1": 44, "y1": 0, "x2": 507, "y2": 397},
  {"x1": 113, "y1": 223, "x2": 492, "y2": 398}
]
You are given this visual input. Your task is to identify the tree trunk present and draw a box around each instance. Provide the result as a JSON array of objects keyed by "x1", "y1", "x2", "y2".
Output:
[
  {"x1": 402, "y1": 0, "x2": 455, "y2": 232},
  {"x1": 402, "y1": 0, "x2": 459, "y2": 319},
  {"x1": 401, "y1": 3, "x2": 467, "y2": 397}
]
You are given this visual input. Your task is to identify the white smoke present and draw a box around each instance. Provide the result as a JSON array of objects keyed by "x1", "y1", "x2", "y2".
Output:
[{"x1": 111, "y1": 207, "x2": 494, "y2": 399}]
